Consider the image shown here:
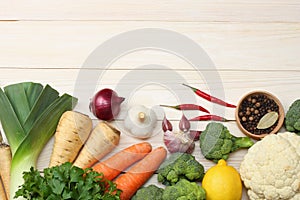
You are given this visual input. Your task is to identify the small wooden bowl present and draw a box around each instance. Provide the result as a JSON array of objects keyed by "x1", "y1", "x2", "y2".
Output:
[{"x1": 235, "y1": 91, "x2": 285, "y2": 140}]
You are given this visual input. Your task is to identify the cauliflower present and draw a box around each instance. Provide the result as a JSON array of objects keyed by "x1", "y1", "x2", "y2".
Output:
[{"x1": 240, "y1": 132, "x2": 300, "y2": 200}]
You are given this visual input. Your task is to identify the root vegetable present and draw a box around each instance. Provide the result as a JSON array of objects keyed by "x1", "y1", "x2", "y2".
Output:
[
  {"x1": 114, "y1": 147, "x2": 167, "y2": 200},
  {"x1": 92, "y1": 142, "x2": 152, "y2": 180},
  {"x1": 0, "y1": 143, "x2": 11, "y2": 199},
  {"x1": 73, "y1": 121, "x2": 121, "y2": 168},
  {"x1": 0, "y1": 177, "x2": 6, "y2": 200},
  {"x1": 49, "y1": 111, "x2": 93, "y2": 167}
]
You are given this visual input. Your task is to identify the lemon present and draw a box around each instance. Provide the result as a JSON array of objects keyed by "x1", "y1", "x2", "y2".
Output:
[{"x1": 202, "y1": 159, "x2": 242, "y2": 200}]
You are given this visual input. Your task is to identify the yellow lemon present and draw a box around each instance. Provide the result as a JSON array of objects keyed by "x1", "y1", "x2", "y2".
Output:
[{"x1": 202, "y1": 159, "x2": 242, "y2": 200}]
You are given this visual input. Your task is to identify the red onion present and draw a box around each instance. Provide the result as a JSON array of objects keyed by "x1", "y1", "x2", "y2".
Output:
[
  {"x1": 89, "y1": 88, "x2": 125, "y2": 121},
  {"x1": 162, "y1": 115, "x2": 173, "y2": 132}
]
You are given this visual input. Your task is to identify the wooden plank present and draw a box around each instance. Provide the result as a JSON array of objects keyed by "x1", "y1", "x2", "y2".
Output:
[
  {"x1": 0, "y1": 21, "x2": 299, "y2": 70},
  {"x1": 7, "y1": 0, "x2": 300, "y2": 22},
  {"x1": 1, "y1": 68, "x2": 297, "y2": 200},
  {"x1": 0, "y1": 68, "x2": 298, "y2": 119},
  {"x1": 0, "y1": 1, "x2": 15, "y2": 20}
]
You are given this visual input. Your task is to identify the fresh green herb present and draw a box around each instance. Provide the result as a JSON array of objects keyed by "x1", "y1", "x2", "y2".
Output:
[
  {"x1": 15, "y1": 162, "x2": 121, "y2": 200},
  {"x1": 0, "y1": 82, "x2": 77, "y2": 199}
]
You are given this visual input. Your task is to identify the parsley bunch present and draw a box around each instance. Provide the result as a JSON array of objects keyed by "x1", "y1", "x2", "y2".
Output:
[{"x1": 15, "y1": 162, "x2": 121, "y2": 200}]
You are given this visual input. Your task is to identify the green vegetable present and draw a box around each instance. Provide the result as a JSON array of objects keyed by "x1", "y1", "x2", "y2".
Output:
[
  {"x1": 285, "y1": 99, "x2": 300, "y2": 135},
  {"x1": 131, "y1": 185, "x2": 164, "y2": 200},
  {"x1": 15, "y1": 162, "x2": 121, "y2": 200},
  {"x1": 162, "y1": 179, "x2": 206, "y2": 200},
  {"x1": 0, "y1": 82, "x2": 77, "y2": 199},
  {"x1": 200, "y1": 122, "x2": 254, "y2": 162},
  {"x1": 157, "y1": 153, "x2": 204, "y2": 186}
]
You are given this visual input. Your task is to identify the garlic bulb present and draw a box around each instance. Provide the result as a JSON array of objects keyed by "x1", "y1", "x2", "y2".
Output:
[{"x1": 124, "y1": 105, "x2": 157, "y2": 139}]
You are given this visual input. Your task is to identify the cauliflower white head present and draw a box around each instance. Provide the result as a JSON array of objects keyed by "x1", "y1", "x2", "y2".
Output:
[{"x1": 240, "y1": 132, "x2": 300, "y2": 200}]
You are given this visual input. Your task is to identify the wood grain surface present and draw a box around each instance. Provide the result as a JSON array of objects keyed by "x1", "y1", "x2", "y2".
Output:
[{"x1": 1, "y1": 1, "x2": 300, "y2": 199}]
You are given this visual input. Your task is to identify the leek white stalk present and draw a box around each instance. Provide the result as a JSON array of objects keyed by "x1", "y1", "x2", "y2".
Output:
[{"x1": 0, "y1": 83, "x2": 77, "y2": 199}]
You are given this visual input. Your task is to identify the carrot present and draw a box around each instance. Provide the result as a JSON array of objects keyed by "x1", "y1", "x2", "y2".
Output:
[
  {"x1": 114, "y1": 147, "x2": 167, "y2": 200},
  {"x1": 0, "y1": 177, "x2": 7, "y2": 200},
  {"x1": 49, "y1": 111, "x2": 93, "y2": 167},
  {"x1": 73, "y1": 121, "x2": 121, "y2": 168},
  {"x1": 92, "y1": 142, "x2": 152, "y2": 181},
  {"x1": 0, "y1": 143, "x2": 11, "y2": 200}
]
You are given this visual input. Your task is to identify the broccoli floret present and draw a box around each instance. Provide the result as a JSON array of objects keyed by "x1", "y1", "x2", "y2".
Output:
[
  {"x1": 285, "y1": 99, "x2": 300, "y2": 135},
  {"x1": 157, "y1": 153, "x2": 204, "y2": 186},
  {"x1": 200, "y1": 122, "x2": 254, "y2": 162},
  {"x1": 162, "y1": 179, "x2": 206, "y2": 200},
  {"x1": 132, "y1": 185, "x2": 164, "y2": 200}
]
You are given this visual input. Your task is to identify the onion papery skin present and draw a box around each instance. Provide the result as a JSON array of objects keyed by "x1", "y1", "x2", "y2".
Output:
[{"x1": 90, "y1": 88, "x2": 125, "y2": 121}]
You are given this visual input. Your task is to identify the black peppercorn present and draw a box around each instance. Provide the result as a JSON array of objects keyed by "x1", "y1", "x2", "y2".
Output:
[{"x1": 238, "y1": 93, "x2": 279, "y2": 135}]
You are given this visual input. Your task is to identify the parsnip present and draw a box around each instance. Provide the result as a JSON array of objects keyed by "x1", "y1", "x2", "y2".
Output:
[
  {"x1": 73, "y1": 121, "x2": 121, "y2": 169},
  {"x1": 0, "y1": 143, "x2": 11, "y2": 200},
  {"x1": 49, "y1": 111, "x2": 93, "y2": 167},
  {"x1": 0, "y1": 177, "x2": 7, "y2": 200}
]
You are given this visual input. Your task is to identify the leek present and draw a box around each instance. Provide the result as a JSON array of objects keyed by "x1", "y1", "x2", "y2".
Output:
[
  {"x1": 0, "y1": 82, "x2": 77, "y2": 199},
  {"x1": 0, "y1": 88, "x2": 25, "y2": 154}
]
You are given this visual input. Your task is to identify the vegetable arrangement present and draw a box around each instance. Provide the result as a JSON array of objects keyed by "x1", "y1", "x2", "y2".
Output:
[
  {"x1": 0, "y1": 82, "x2": 77, "y2": 199},
  {"x1": 133, "y1": 153, "x2": 206, "y2": 200},
  {"x1": 0, "y1": 81, "x2": 299, "y2": 200},
  {"x1": 161, "y1": 83, "x2": 237, "y2": 154}
]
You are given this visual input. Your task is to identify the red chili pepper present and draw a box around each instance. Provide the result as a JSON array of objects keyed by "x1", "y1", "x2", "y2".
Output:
[
  {"x1": 160, "y1": 104, "x2": 210, "y2": 113},
  {"x1": 189, "y1": 114, "x2": 234, "y2": 122},
  {"x1": 182, "y1": 83, "x2": 236, "y2": 108}
]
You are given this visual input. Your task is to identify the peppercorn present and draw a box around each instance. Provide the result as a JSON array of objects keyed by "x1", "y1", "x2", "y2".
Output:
[{"x1": 238, "y1": 93, "x2": 279, "y2": 135}]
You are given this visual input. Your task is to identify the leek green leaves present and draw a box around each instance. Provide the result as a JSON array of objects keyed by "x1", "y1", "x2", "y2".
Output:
[{"x1": 0, "y1": 82, "x2": 77, "y2": 199}]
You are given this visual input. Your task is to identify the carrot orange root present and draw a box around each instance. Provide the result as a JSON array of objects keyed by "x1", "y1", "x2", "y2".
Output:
[
  {"x1": 49, "y1": 111, "x2": 93, "y2": 167},
  {"x1": 73, "y1": 122, "x2": 121, "y2": 169},
  {"x1": 0, "y1": 143, "x2": 11, "y2": 200},
  {"x1": 92, "y1": 142, "x2": 152, "y2": 180},
  {"x1": 114, "y1": 147, "x2": 167, "y2": 200}
]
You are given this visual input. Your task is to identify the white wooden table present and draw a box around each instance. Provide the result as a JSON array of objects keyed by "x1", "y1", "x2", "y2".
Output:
[{"x1": 1, "y1": 1, "x2": 300, "y2": 199}]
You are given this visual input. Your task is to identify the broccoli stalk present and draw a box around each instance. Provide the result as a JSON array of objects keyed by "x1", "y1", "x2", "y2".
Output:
[
  {"x1": 231, "y1": 136, "x2": 254, "y2": 152},
  {"x1": 200, "y1": 122, "x2": 254, "y2": 162}
]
